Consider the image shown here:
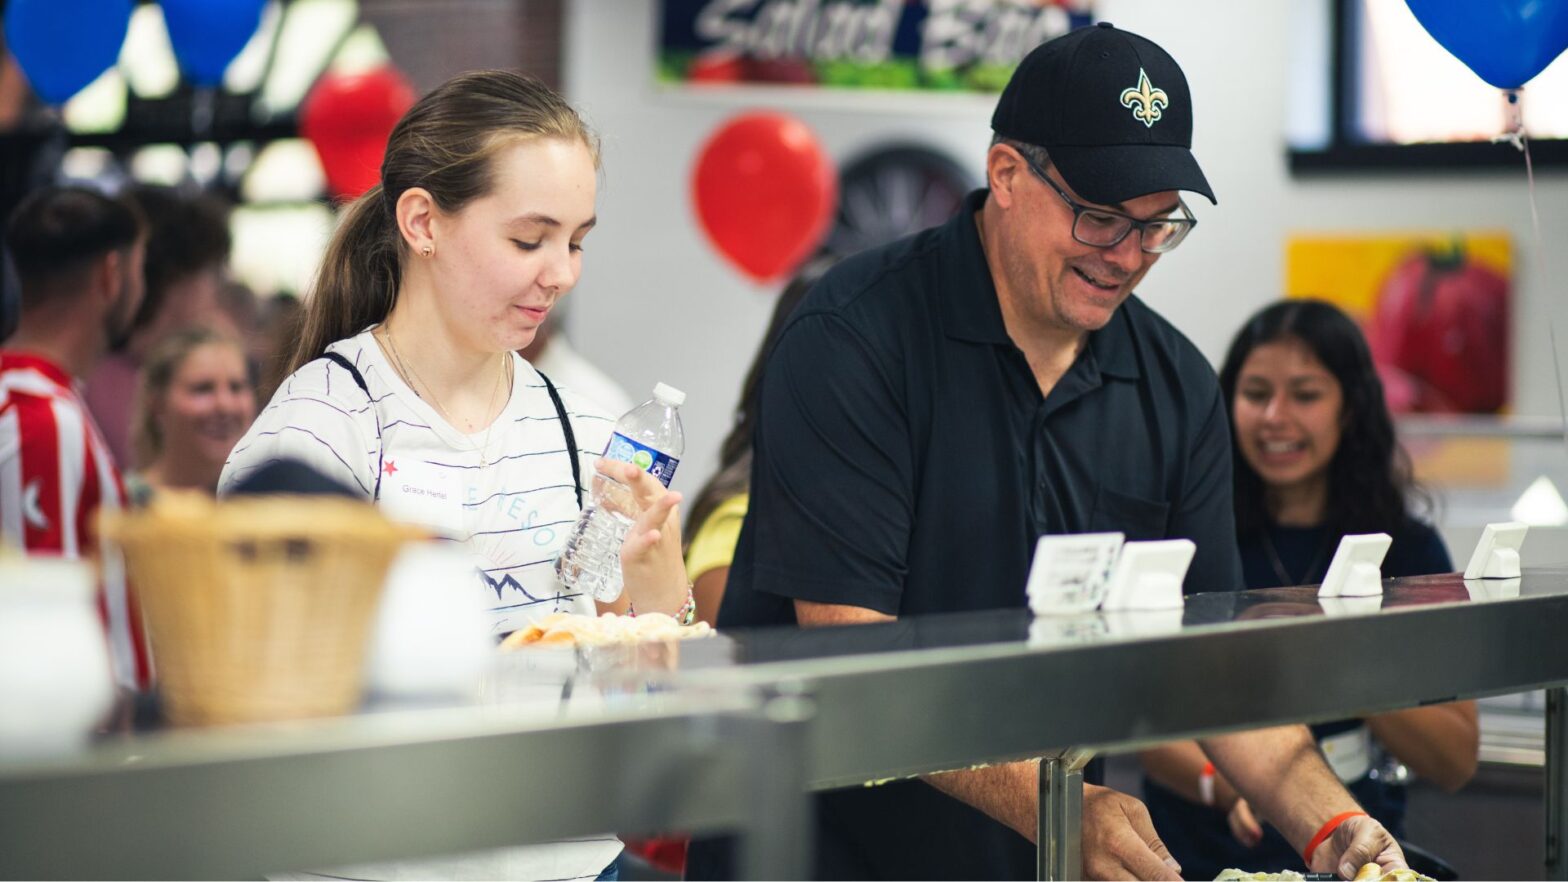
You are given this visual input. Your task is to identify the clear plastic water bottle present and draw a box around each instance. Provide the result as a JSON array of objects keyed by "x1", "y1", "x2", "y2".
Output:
[{"x1": 556, "y1": 383, "x2": 686, "y2": 601}]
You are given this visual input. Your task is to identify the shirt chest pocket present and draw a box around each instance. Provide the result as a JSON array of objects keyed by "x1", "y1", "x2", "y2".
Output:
[{"x1": 1088, "y1": 485, "x2": 1170, "y2": 542}]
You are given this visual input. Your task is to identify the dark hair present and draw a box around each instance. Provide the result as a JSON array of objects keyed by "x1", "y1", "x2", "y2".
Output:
[
  {"x1": 290, "y1": 70, "x2": 598, "y2": 374},
  {"x1": 4, "y1": 186, "x2": 145, "y2": 302},
  {"x1": 990, "y1": 133, "x2": 1051, "y2": 170},
  {"x1": 1217, "y1": 298, "x2": 1424, "y2": 540},
  {"x1": 684, "y1": 252, "x2": 840, "y2": 544},
  {"x1": 125, "y1": 185, "x2": 232, "y2": 333}
]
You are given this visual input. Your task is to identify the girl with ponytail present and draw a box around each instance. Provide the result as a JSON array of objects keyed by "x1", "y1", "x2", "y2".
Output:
[{"x1": 221, "y1": 71, "x2": 689, "y2": 881}]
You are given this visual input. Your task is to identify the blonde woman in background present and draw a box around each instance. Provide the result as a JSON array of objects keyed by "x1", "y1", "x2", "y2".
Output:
[{"x1": 127, "y1": 328, "x2": 256, "y2": 503}]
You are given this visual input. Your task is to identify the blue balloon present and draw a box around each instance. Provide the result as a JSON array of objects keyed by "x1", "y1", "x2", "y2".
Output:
[
  {"x1": 160, "y1": 0, "x2": 268, "y2": 87},
  {"x1": 1406, "y1": 0, "x2": 1568, "y2": 90},
  {"x1": 3, "y1": 0, "x2": 133, "y2": 104}
]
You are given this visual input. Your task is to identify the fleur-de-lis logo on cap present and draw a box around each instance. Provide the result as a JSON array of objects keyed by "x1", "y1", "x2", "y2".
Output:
[{"x1": 1119, "y1": 68, "x2": 1169, "y2": 128}]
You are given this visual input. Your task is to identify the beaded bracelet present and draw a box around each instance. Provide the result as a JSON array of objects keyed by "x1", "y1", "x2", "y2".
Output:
[
  {"x1": 672, "y1": 587, "x2": 698, "y2": 626},
  {"x1": 627, "y1": 583, "x2": 698, "y2": 626}
]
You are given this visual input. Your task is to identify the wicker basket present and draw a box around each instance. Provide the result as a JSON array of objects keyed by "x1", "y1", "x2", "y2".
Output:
[{"x1": 102, "y1": 493, "x2": 418, "y2": 726}]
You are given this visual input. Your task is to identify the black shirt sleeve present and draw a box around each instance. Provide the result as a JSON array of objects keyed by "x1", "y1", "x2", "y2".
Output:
[
  {"x1": 1172, "y1": 381, "x2": 1245, "y2": 593},
  {"x1": 739, "y1": 312, "x2": 915, "y2": 615}
]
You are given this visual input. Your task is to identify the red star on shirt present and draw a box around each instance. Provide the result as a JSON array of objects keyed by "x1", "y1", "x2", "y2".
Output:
[{"x1": 383, "y1": 460, "x2": 398, "y2": 476}]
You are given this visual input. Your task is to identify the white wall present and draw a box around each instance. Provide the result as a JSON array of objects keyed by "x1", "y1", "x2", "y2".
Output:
[{"x1": 562, "y1": 0, "x2": 1568, "y2": 499}]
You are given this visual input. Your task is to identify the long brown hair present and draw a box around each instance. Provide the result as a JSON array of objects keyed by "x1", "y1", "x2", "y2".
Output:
[
  {"x1": 1218, "y1": 298, "x2": 1428, "y2": 540},
  {"x1": 290, "y1": 70, "x2": 599, "y2": 373}
]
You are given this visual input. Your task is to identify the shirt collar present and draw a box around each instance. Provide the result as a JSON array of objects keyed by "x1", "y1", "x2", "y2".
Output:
[
  {"x1": 0, "y1": 350, "x2": 75, "y2": 389},
  {"x1": 942, "y1": 189, "x2": 1013, "y2": 346},
  {"x1": 941, "y1": 189, "x2": 1141, "y2": 382},
  {"x1": 1086, "y1": 299, "x2": 1141, "y2": 381}
]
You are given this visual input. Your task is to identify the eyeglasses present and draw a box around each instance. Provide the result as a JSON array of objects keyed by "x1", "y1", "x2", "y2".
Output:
[{"x1": 1022, "y1": 154, "x2": 1196, "y2": 254}]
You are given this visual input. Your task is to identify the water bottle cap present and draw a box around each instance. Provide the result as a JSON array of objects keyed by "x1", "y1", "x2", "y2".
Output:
[{"x1": 652, "y1": 382, "x2": 686, "y2": 406}]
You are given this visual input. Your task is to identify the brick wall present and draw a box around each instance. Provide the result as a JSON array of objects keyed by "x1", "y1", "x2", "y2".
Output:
[{"x1": 360, "y1": 0, "x2": 563, "y2": 93}]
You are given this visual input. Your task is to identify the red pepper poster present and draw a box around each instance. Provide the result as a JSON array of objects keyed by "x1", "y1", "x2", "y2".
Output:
[
  {"x1": 1285, "y1": 233, "x2": 1512, "y2": 415},
  {"x1": 658, "y1": 0, "x2": 1095, "y2": 92}
]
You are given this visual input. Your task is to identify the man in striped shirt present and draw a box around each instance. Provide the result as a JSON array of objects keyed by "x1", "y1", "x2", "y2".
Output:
[{"x1": 1, "y1": 186, "x2": 151, "y2": 688}]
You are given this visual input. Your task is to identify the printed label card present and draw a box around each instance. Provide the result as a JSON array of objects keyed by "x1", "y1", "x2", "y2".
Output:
[{"x1": 1026, "y1": 532, "x2": 1125, "y2": 616}]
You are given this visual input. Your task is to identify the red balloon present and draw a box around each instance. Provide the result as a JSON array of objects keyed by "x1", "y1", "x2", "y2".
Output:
[
  {"x1": 692, "y1": 112, "x2": 837, "y2": 283},
  {"x1": 299, "y1": 66, "x2": 417, "y2": 201}
]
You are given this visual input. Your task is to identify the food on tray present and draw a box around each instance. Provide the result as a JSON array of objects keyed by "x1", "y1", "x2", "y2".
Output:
[
  {"x1": 1350, "y1": 865, "x2": 1434, "y2": 882},
  {"x1": 1213, "y1": 867, "x2": 1432, "y2": 882},
  {"x1": 500, "y1": 611, "x2": 712, "y2": 649}
]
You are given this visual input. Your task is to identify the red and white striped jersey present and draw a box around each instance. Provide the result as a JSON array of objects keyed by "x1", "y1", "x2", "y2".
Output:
[{"x1": 0, "y1": 351, "x2": 150, "y2": 689}]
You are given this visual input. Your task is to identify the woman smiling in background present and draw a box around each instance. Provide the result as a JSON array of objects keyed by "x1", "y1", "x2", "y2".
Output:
[{"x1": 1141, "y1": 299, "x2": 1478, "y2": 881}]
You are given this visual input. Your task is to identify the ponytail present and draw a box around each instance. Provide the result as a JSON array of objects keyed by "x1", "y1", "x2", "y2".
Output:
[
  {"x1": 287, "y1": 70, "x2": 597, "y2": 375},
  {"x1": 289, "y1": 185, "x2": 402, "y2": 373}
]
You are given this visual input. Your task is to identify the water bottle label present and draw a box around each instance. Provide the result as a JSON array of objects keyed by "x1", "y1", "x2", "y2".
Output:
[{"x1": 604, "y1": 432, "x2": 681, "y2": 487}]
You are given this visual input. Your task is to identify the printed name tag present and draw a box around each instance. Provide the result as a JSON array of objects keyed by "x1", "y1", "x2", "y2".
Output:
[{"x1": 378, "y1": 458, "x2": 463, "y2": 535}]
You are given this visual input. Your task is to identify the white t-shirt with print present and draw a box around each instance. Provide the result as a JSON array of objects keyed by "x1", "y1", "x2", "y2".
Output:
[
  {"x1": 220, "y1": 328, "x2": 618, "y2": 633},
  {"x1": 219, "y1": 328, "x2": 621, "y2": 881}
]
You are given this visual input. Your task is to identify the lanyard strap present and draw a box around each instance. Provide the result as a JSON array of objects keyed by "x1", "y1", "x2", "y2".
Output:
[{"x1": 537, "y1": 370, "x2": 584, "y2": 511}]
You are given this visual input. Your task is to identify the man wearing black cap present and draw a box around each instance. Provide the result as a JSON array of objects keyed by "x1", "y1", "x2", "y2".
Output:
[{"x1": 700, "y1": 23, "x2": 1406, "y2": 882}]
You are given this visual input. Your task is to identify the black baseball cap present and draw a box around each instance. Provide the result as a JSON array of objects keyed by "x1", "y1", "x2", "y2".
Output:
[{"x1": 992, "y1": 22, "x2": 1215, "y2": 206}]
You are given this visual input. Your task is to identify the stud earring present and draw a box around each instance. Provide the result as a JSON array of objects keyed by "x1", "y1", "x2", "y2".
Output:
[{"x1": 421, "y1": 245, "x2": 434, "y2": 257}]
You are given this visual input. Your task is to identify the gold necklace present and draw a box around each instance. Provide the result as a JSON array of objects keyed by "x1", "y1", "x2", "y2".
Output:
[{"x1": 380, "y1": 327, "x2": 510, "y2": 456}]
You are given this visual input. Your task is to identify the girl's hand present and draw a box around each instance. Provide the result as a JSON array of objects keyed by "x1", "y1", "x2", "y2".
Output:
[
  {"x1": 1227, "y1": 797, "x2": 1263, "y2": 848},
  {"x1": 595, "y1": 459, "x2": 687, "y2": 614}
]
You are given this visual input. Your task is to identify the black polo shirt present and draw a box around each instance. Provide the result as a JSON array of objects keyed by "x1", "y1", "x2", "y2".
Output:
[{"x1": 707, "y1": 189, "x2": 1243, "y2": 880}]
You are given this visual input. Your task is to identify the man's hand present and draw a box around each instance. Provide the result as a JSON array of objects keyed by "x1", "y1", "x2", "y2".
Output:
[
  {"x1": 1307, "y1": 814, "x2": 1406, "y2": 880},
  {"x1": 1082, "y1": 784, "x2": 1182, "y2": 881}
]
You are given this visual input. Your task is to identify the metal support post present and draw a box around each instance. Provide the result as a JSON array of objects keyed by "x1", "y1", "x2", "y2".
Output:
[
  {"x1": 1038, "y1": 747, "x2": 1095, "y2": 881},
  {"x1": 734, "y1": 682, "x2": 816, "y2": 881},
  {"x1": 1548, "y1": 687, "x2": 1567, "y2": 880}
]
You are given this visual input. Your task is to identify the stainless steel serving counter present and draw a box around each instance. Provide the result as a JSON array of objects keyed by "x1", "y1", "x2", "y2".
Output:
[
  {"x1": 0, "y1": 689, "x2": 813, "y2": 880},
  {"x1": 651, "y1": 569, "x2": 1568, "y2": 879},
  {"x1": 5, "y1": 569, "x2": 1566, "y2": 880}
]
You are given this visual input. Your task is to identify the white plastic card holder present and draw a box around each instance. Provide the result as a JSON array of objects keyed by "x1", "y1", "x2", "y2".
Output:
[
  {"x1": 1462, "y1": 522, "x2": 1529, "y2": 580},
  {"x1": 1026, "y1": 532, "x2": 1125, "y2": 616},
  {"x1": 1317, "y1": 533, "x2": 1392, "y2": 598},
  {"x1": 1101, "y1": 539, "x2": 1195, "y2": 611}
]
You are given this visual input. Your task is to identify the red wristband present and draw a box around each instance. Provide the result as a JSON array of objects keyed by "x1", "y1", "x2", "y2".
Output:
[{"x1": 1302, "y1": 810, "x2": 1367, "y2": 866}]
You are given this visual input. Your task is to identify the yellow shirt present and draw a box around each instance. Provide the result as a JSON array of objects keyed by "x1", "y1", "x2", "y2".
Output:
[{"x1": 685, "y1": 493, "x2": 749, "y2": 581}]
